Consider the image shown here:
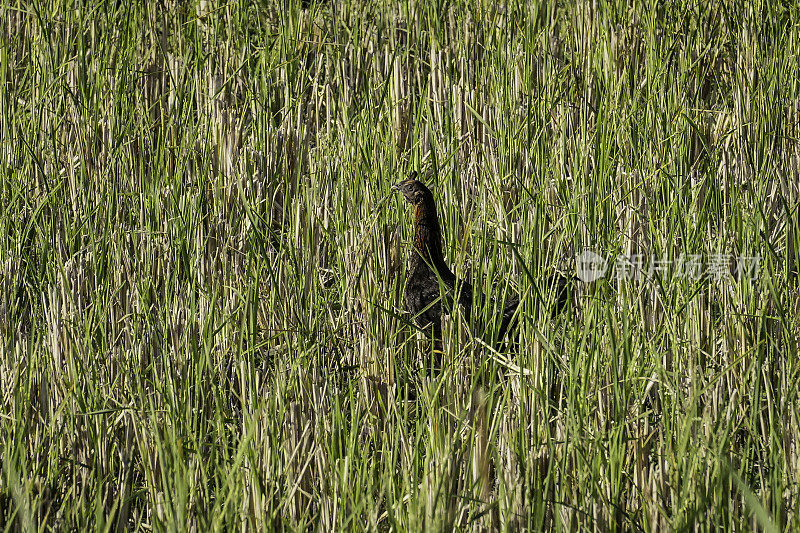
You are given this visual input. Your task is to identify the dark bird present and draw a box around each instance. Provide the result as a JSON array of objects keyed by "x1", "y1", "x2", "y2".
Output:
[{"x1": 392, "y1": 175, "x2": 521, "y2": 349}]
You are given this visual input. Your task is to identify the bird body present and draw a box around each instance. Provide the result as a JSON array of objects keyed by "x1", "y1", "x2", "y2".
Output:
[
  {"x1": 393, "y1": 176, "x2": 518, "y2": 344},
  {"x1": 394, "y1": 177, "x2": 472, "y2": 338}
]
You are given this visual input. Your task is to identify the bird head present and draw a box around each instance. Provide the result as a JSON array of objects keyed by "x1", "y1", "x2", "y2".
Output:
[{"x1": 392, "y1": 172, "x2": 432, "y2": 205}]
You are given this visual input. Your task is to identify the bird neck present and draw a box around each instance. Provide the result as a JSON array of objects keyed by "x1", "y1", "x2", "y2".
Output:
[{"x1": 412, "y1": 196, "x2": 449, "y2": 273}]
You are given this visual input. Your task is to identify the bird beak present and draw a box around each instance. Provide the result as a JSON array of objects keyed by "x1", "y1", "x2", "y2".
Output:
[{"x1": 392, "y1": 183, "x2": 401, "y2": 191}]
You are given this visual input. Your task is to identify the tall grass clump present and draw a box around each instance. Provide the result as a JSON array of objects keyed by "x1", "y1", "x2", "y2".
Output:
[{"x1": 1, "y1": 0, "x2": 799, "y2": 530}]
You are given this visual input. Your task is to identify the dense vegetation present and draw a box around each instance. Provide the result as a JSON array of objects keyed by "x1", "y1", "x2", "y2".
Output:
[{"x1": 1, "y1": 0, "x2": 798, "y2": 530}]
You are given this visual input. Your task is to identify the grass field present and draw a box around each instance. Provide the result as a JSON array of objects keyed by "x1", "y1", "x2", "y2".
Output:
[{"x1": 2, "y1": 0, "x2": 799, "y2": 530}]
